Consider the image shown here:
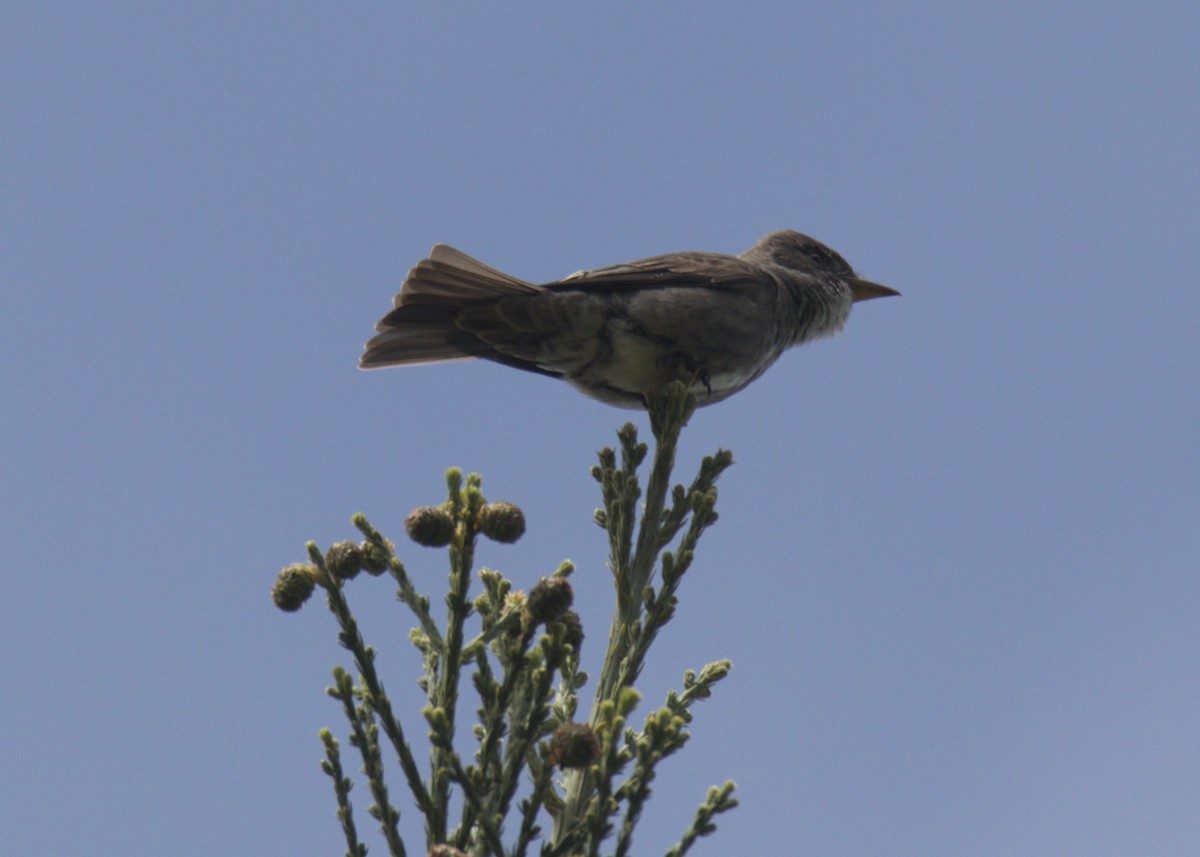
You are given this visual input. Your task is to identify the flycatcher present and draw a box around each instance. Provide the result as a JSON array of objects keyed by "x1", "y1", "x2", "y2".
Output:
[{"x1": 360, "y1": 230, "x2": 898, "y2": 408}]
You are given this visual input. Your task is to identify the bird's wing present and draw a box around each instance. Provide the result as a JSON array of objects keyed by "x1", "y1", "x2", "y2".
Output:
[{"x1": 548, "y1": 251, "x2": 763, "y2": 293}]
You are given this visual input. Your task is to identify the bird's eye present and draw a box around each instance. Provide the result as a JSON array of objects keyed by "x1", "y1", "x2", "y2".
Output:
[{"x1": 803, "y1": 246, "x2": 830, "y2": 265}]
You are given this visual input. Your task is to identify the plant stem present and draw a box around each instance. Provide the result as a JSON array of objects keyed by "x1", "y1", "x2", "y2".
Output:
[{"x1": 551, "y1": 384, "x2": 695, "y2": 847}]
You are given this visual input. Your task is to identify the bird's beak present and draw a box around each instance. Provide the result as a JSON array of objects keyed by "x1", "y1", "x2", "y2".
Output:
[{"x1": 849, "y1": 278, "x2": 901, "y2": 302}]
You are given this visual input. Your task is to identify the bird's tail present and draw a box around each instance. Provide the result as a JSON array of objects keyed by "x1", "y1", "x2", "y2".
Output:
[{"x1": 360, "y1": 244, "x2": 539, "y2": 368}]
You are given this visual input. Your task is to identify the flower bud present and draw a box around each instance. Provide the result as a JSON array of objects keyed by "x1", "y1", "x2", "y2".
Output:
[
  {"x1": 405, "y1": 506, "x2": 455, "y2": 547},
  {"x1": 479, "y1": 501, "x2": 525, "y2": 543},
  {"x1": 547, "y1": 721, "x2": 600, "y2": 769},
  {"x1": 272, "y1": 563, "x2": 317, "y2": 612}
]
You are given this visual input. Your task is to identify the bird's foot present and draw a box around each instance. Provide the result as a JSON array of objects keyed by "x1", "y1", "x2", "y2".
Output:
[{"x1": 658, "y1": 352, "x2": 712, "y2": 399}]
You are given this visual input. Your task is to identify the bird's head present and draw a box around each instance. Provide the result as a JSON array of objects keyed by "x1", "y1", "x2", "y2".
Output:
[
  {"x1": 741, "y1": 230, "x2": 900, "y2": 346},
  {"x1": 750, "y1": 230, "x2": 900, "y2": 303}
]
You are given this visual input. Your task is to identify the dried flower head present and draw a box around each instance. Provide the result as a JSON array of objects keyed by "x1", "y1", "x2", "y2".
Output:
[
  {"x1": 478, "y1": 501, "x2": 525, "y2": 543},
  {"x1": 405, "y1": 505, "x2": 456, "y2": 547},
  {"x1": 324, "y1": 540, "x2": 364, "y2": 582},
  {"x1": 272, "y1": 563, "x2": 317, "y2": 612},
  {"x1": 557, "y1": 608, "x2": 585, "y2": 655},
  {"x1": 525, "y1": 577, "x2": 574, "y2": 626},
  {"x1": 547, "y1": 721, "x2": 601, "y2": 770}
]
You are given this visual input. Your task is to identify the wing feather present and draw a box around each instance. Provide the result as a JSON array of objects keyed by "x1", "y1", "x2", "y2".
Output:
[{"x1": 549, "y1": 251, "x2": 761, "y2": 294}]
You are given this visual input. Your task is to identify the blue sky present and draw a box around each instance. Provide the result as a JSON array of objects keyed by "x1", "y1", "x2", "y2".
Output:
[{"x1": 3, "y1": 3, "x2": 1198, "y2": 855}]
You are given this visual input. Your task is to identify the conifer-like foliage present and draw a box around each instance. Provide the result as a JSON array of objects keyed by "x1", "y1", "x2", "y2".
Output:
[{"x1": 272, "y1": 383, "x2": 739, "y2": 856}]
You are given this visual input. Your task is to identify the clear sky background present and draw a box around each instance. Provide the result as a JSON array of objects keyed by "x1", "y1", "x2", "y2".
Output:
[{"x1": 4, "y1": 3, "x2": 1198, "y2": 855}]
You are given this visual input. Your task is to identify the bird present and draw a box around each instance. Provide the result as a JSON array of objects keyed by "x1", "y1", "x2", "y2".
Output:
[{"x1": 360, "y1": 230, "x2": 898, "y2": 408}]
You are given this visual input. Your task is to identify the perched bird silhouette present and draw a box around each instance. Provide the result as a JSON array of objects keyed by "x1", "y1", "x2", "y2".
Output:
[{"x1": 360, "y1": 230, "x2": 898, "y2": 408}]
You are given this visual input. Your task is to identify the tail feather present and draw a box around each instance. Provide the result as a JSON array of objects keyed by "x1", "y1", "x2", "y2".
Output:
[
  {"x1": 361, "y1": 244, "x2": 540, "y2": 369},
  {"x1": 427, "y1": 244, "x2": 533, "y2": 288},
  {"x1": 395, "y1": 245, "x2": 538, "y2": 306},
  {"x1": 359, "y1": 325, "x2": 480, "y2": 367}
]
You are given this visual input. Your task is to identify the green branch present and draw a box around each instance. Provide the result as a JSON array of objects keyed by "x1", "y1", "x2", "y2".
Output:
[{"x1": 275, "y1": 381, "x2": 738, "y2": 855}]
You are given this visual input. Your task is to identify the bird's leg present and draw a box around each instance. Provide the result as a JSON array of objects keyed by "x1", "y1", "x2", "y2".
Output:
[
  {"x1": 691, "y1": 364, "x2": 713, "y2": 399},
  {"x1": 657, "y1": 351, "x2": 712, "y2": 399}
]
